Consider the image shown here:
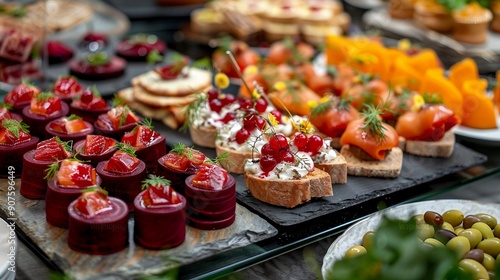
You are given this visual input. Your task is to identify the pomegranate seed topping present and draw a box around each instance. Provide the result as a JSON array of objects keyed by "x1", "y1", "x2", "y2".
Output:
[
  {"x1": 235, "y1": 128, "x2": 250, "y2": 144},
  {"x1": 80, "y1": 89, "x2": 93, "y2": 104},
  {"x1": 270, "y1": 110, "x2": 282, "y2": 123},
  {"x1": 307, "y1": 135, "x2": 324, "y2": 155},
  {"x1": 269, "y1": 134, "x2": 288, "y2": 152},
  {"x1": 220, "y1": 112, "x2": 235, "y2": 123},
  {"x1": 254, "y1": 98, "x2": 267, "y2": 113},
  {"x1": 260, "y1": 143, "x2": 275, "y2": 157},
  {"x1": 207, "y1": 88, "x2": 219, "y2": 100},
  {"x1": 293, "y1": 133, "x2": 308, "y2": 150},
  {"x1": 260, "y1": 155, "x2": 277, "y2": 173},
  {"x1": 221, "y1": 95, "x2": 236, "y2": 106},
  {"x1": 209, "y1": 98, "x2": 223, "y2": 113}
]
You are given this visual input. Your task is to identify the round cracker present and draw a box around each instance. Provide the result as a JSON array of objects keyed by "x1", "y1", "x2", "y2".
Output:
[
  {"x1": 132, "y1": 86, "x2": 199, "y2": 108},
  {"x1": 134, "y1": 68, "x2": 212, "y2": 97}
]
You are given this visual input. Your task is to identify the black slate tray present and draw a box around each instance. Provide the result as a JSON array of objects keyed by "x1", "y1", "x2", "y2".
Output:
[{"x1": 155, "y1": 122, "x2": 487, "y2": 228}]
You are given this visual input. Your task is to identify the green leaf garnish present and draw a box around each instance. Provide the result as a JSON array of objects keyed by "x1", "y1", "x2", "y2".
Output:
[
  {"x1": 67, "y1": 114, "x2": 82, "y2": 121},
  {"x1": 114, "y1": 142, "x2": 136, "y2": 157},
  {"x1": 55, "y1": 136, "x2": 73, "y2": 153},
  {"x1": 171, "y1": 143, "x2": 188, "y2": 155},
  {"x1": 36, "y1": 92, "x2": 55, "y2": 103},
  {"x1": 112, "y1": 94, "x2": 125, "y2": 108},
  {"x1": 191, "y1": 57, "x2": 211, "y2": 70},
  {"x1": 81, "y1": 186, "x2": 108, "y2": 195},
  {"x1": 422, "y1": 93, "x2": 443, "y2": 105},
  {"x1": 0, "y1": 103, "x2": 13, "y2": 110},
  {"x1": 1, "y1": 119, "x2": 29, "y2": 138},
  {"x1": 146, "y1": 50, "x2": 164, "y2": 65},
  {"x1": 206, "y1": 152, "x2": 229, "y2": 166},
  {"x1": 119, "y1": 105, "x2": 132, "y2": 127},
  {"x1": 180, "y1": 93, "x2": 208, "y2": 132},
  {"x1": 129, "y1": 33, "x2": 157, "y2": 45},
  {"x1": 141, "y1": 174, "x2": 171, "y2": 190},
  {"x1": 85, "y1": 52, "x2": 110, "y2": 67},
  {"x1": 89, "y1": 85, "x2": 102, "y2": 97},
  {"x1": 44, "y1": 162, "x2": 60, "y2": 180},
  {"x1": 361, "y1": 104, "x2": 386, "y2": 141},
  {"x1": 139, "y1": 118, "x2": 153, "y2": 129}
]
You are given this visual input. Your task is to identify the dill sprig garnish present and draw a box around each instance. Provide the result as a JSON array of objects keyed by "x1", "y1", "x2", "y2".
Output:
[
  {"x1": 67, "y1": 114, "x2": 82, "y2": 121},
  {"x1": 0, "y1": 102, "x2": 13, "y2": 110},
  {"x1": 89, "y1": 85, "x2": 101, "y2": 97},
  {"x1": 55, "y1": 136, "x2": 73, "y2": 153},
  {"x1": 36, "y1": 92, "x2": 55, "y2": 103},
  {"x1": 170, "y1": 143, "x2": 196, "y2": 159},
  {"x1": 138, "y1": 118, "x2": 154, "y2": 129},
  {"x1": 180, "y1": 93, "x2": 207, "y2": 132},
  {"x1": 114, "y1": 142, "x2": 137, "y2": 157},
  {"x1": 1, "y1": 119, "x2": 29, "y2": 138},
  {"x1": 118, "y1": 106, "x2": 132, "y2": 128},
  {"x1": 112, "y1": 94, "x2": 125, "y2": 108},
  {"x1": 141, "y1": 174, "x2": 171, "y2": 190},
  {"x1": 361, "y1": 104, "x2": 386, "y2": 141},
  {"x1": 283, "y1": 37, "x2": 308, "y2": 64},
  {"x1": 206, "y1": 152, "x2": 230, "y2": 166},
  {"x1": 81, "y1": 186, "x2": 108, "y2": 195},
  {"x1": 44, "y1": 162, "x2": 60, "y2": 180}
]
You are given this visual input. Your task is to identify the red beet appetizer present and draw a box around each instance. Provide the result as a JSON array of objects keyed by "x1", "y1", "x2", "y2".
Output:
[
  {"x1": 185, "y1": 161, "x2": 236, "y2": 230},
  {"x1": 45, "y1": 159, "x2": 101, "y2": 228},
  {"x1": 74, "y1": 134, "x2": 117, "y2": 166},
  {"x1": 96, "y1": 146, "x2": 146, "y2": 210},
  {"x1": 94, "y1": 105, "x2": 140, "y2": 140},
  {"x1": 0, "y1": 119, "x2": 38, "y2": 178},
  {"x1": 116, "y1": 33, "x2": 166, "y2": 61},
  {"x1": 157, "y1": 143, "x2": 206, "y2": 195},
  {"x1": 121, "y1": 119, "x2": 166, "y2": 174},
  {"x1": 80, "y1": 32, "x2": 108, "y2": 49},
  {"x1": 45, "y1": 114, "x2": 93, "y2": 142},
  {"x1": 22, "y1": 93, "x2": 69, "y2": 139},
  {"x1": 52, "y1": 76, "x2": 83, "y2": 104},
  {"x1": 3, "y1": 82, "x2": 40, "y2": 113},
  {"x1": 46, "y1": 41, "x2": 74, "y2": 64},
  {"x1": 67, "y1": 187, "x2": 129, "y2": 255},
  {"x1": 69, "y1": 86, "x2": 110, "y2": 124},
  {"x1": 134, "y1": 175, "x2": 186, "y2": 249},
  {"x1": 69, "y1": 52, "x2": 126, "y2": 80},
  {"x1": 20, "y1": 137, "x2": 72, "y2": 199},
  {"x1": 0, "y1": 104, "x2": 21, "y2": 122}
]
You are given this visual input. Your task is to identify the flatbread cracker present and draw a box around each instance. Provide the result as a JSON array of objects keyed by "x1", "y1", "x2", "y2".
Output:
[
  {"x1": 132, "y1": 68, "x2": 212, "y2": 96},
  {"x1": 132, "y1": 85, "x2": 200, "y2": 108}
]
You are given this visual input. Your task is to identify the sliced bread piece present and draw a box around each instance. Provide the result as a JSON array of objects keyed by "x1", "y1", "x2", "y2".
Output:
[
  {"x1": 244, "y1": 168, "x2": 332, "y2": 208},
  {"x1": 403, "y1": 130, "x2": 455, "y2": 158},
  {"x1": 215, "y1": 142, "x2": 258, "y2": 174},
  {"x1": 189, "y1": 125, "x2": 217, "y2": 148},
  {"x1": 315, "y1": 151, "x2": 348, "y2": 184},
  {"x1": 340, "y1": 145, "x2": 403, "y2": 178}
]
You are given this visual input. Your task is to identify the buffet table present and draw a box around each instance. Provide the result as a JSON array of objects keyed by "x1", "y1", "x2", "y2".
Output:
[{"x1": 2, "y1": 0, "x2": 500, "y2": 279}]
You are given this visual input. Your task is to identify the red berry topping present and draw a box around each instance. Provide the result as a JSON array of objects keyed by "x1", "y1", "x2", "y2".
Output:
[
  {"x1": 209, "y1": 98, "x2": 223, "y2": 113},
  {"x1": 279, "y1": 150, "x2": 295, "y2": 163},
  {"x1": 57, "y1": 159, "x2": 97, "y2": 188},
  {"x1": 34, "y1": 137, "x2": 72, "y2": 161},
  {"x1": 83, "y1": 135, "x2": 117, "y2": 155},
  {"x1": 255, "y1": 98, "x2": 267, "y2": 113},
  {"x1": 235, "y1": 128, "x2": 250, "y2": 144},
  {"x1": 220, "y1": 112, "x2": 235, "y2": 124},
  {"x1": 207, "y1": 88, "x2": 219, "y2": 100},
  {"x1": 191, "y1": 162, "x2": 228, "y2": 190},
  {"x1": 103, "y1": 150, "x2": 141, "y2": 173},
  {"x1": 221, "y1": 94, "x2": 236, "y2": 106},
  {"x1": 260, "y1": 143, "x2": 276, "y2": 157},
  {"x1": 270, "y1": 110, "x2": 282, "y2": 123},
  {"x1": 260, "y1": 155, "x2": 277, "y2": 173},
  {"x1": 238, "y1": 98, "x2": 252, "y2": 110},
  {"x1": 293, "y1": 133, "x2": 308, "y2": 150},
  {"x1": 307, "y1": 135, "x2": 323, "y2": 155},
  {"x1": 73, "y1": 188, "x2": 112, "y2": 218},
  {"x1": 269, "y1": 134, "x2": 288, "y2": 152},
  {"x1": 243, "y1": 114, "x2": 266, "y2": 130}
]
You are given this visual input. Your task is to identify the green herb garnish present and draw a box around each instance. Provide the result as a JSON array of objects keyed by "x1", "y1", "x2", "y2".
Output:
[
  {"x1": 1, "y1": 119, "x2": 29, "y2": 138},
  {"x1": 361, "y1": 104, "x2": 386, "y2": 141},
  {"x1": 44, "y1": 162, "x2": 60, "y2": 180},
  {"x1": 141, "y1": 174, "x2": 171, "y2": 190},
  {"x1": 180, "y1": 93, "x2": 208, "y2": 132},
  {"x1": 36, "y1": 92, "x2": 55, "y2": 103},
  {"x1": 85, "y1": 52, "x2": 110, "y2": 67},
  {"x1": 114, "y1": 142, "x2": 136, "y2": 157},
  {"x1": 422, "y1": 93, "x2": 443, "y2": 105},
  {"x1": 146, "y1": 50, "x2": 164, "y2": 64}
]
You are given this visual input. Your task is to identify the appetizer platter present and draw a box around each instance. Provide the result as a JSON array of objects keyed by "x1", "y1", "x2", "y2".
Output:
[{"x1": 321, "y1": 199, "x2": 500, "y2": 279}]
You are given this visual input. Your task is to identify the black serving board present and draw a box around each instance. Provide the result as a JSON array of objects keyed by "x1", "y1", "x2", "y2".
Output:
[{"x1": 155, "y1": 122, "x2": 488, "y2": 228}]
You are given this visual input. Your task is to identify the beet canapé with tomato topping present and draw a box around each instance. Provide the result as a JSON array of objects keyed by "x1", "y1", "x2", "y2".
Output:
[
  {"x1": 67, "y1": 187, "x2": 129, "y2": 255},
  {"x1": 69, "y1": 52, "x2": 126, "y2": 80},
  {"x1": 185, "y1": 162, "x2": 236, "y2": 230},
  {"x1": 94, "y1": 105, "x2": 140, "y2": 140},
  {"x1": 134, "y1": 175, "x2": 186, "y2": 249},
  {"x1": 96, "y1": 147, "x2": 147, "y2": 210},
  {"x1": 45, "y1": 159, "x2": 101, "y2": 228},
  {"x1": 70, "y1": 86, "x2": 110, "y2": 124},
  {"x1": 121, "y1": 120, "x2": 166, "y2": 175},
  {"x1": 22, "y1": 93, "x2": 69, "y2": 139},
  {"x1": 157, "y1": 143, "x2": 206, "y2": 195},
  {"x1": 51, "y1": 76, "x2": 83, "y2": 104},
  {"x1": 45, "y1": 115, "x2": 93, "y2": 142},
  {"x1": 3, "y1": 83, "x2": 41, "y2": 113},
  {"x1": 0, "y1": 119, "x2": 39, "y2": 177},
  {"x1": 20, "y1": 137, "x2": 72, "y2": 199},
  {"x1": 74, "y1": 134, "x2": 117, "y2": 166},
  {"x1": 116, "y1": 33, "x2": 166, "y2": 61}
]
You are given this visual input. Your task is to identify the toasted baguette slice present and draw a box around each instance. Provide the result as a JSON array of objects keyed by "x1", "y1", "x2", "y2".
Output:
[
  {"x1": 315, "y1": 151, "x2": 348, "y2": 184},
  {"x1": 340, "y1": 145, "x2": 403, "y2": 178},
  {"x1": 215, "y1": 142, "x2": 258, "y2": 174},
  {"x1": 244, "y1": 168, "x2": 333, "y2": 208},
  {"x1": 189, "y1": 125, "x2": 217, "y2": 148},
  {"x1": 403, "y1": 130, "x2": 455, "y2": 158}
]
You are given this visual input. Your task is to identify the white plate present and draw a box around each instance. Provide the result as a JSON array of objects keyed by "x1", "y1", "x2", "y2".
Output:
[
  {"x1": 453, "y1": 116, "x2": 500, "y2": 145},
  {"x1": 321, "y1": 199, "x2": 500, "y2": 279},
  {"x1": 0, "y1": 218, "x2": 15, "y2": 277}
]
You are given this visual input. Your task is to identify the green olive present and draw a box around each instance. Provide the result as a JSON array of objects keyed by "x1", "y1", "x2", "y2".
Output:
[
  {"x1": 424, "y1": 211, "x2": 444, "y2": 227},
  {"x1": 477, "y1": 238, "x2": 500, "y2": 258},
  {"x1": 455, "y1": 226, "x2": 465, "y2": 235},
  {"x1": 472, "y1": 222, "x2": 495, "y2": 240},
  {"x1": 483, "y1": 253, "x2": 495, "y2": 271},
  {"x1": 459, "y1": 259, "x2": 489, "y2": 280},
  {"x1": 464, "y1": 215, "x2": 481, "y2": 229},
  {"x1": 463, "y1": 248, "x2": 485, "y2": 264},
  {"x1": 413, "y1": 214, "x2": 425, "y2": 225},
  {"x1": 362, "y1": 231, "x2": 375, "y2": 251},
  {"x1": 475, "y1": 213, "x2": 498, "y2": 229},
  {"x1": 344, "y1": 245, "x2": 367, "y2": 258},
  {"x1": 441, "y1": 222, "x2": 454, "y2": 232},
  {"x1": 446, "y1": 236, "x2": 471, "y2": 258},
  {"x1": 459, "y1": 228, "x2": 483, "y2": 249},
  {"x1": 496, "y1": 253, "x2": 500, "y2": 266},
  {"x1": 424, "y1": 238, "x2": 445, "y2": 248},
  {"x1": 443, "y1": 210, "x2": 464, "y2": 227},
  {"x1": 494, "y1": 224, "x2": 500, "y2": 238},
  {"x1": 417, "y1": 223, "x2": 435, "y2": 241}
]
